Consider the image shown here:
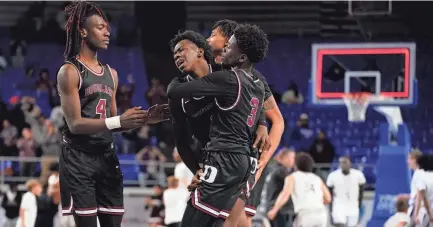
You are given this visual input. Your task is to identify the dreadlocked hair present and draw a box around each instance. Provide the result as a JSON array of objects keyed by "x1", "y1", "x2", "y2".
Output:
[{"x1": 63, "y1": 1, "x2": 109, "y2": 61}]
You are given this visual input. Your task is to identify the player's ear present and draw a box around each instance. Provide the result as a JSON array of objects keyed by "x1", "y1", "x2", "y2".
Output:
[
  {"x1": 239, "y1": 54, "x2": 247, "y2": 63},
  {"x1": 80, "y1": 28, "x2": 87, "y2": 39},
  {"x1": 197, "y1": 48, "x2": 204, "y2": 58}
]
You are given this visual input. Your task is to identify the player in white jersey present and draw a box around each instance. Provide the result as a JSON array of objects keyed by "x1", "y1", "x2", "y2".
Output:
[
  {"x1": 408, "y1": 150, "x2": 424, "y2": 217},
  {"x1": 327, "y1": 156, "x2": 366, "y2": 227},
  {"x1": 413, "y1": 154, "x2": 433, "y2": 227},
  {"x1": 267, "y1": 152, "x2": 331, "y2": 227},
  {"x1": 384, "y1": 194, "x2": 410, "y2": 227}
]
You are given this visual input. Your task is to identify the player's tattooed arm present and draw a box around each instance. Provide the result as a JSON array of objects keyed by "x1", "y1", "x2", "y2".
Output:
[
  {"x1": 263, "y1": 96, "x2": 277, "y2": 111},
  {"x1": 257, "y1": 96, "x2": 284, "y2": 172}
]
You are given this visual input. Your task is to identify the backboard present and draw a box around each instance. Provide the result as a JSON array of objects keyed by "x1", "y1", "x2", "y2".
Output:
[{"x1": 309, "y1": 42, "x2": 417, "y2": 107}]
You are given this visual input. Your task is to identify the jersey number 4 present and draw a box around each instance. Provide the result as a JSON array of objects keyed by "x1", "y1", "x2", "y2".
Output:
[
  {"x1": 96, "y1": 99, "x2": 107, "y2": 119},
  {"x1": 247, "y1": 97, "x2": 259, "y2": 127}
]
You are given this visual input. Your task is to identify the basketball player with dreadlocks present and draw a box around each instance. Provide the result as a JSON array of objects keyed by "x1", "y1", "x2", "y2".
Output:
[
  {"x1": 207, "y1": 20, "x2": 285, "y2": 227},
  {"x1": 168, "y1": 23, "x2": 269, "y2": 227},
  {"x1": 57, "y1": 2, "x2": 169, "y2": 227}
]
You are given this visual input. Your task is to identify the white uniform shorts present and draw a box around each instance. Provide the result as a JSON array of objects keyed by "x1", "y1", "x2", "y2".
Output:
[
  {"x1": 332, "y1": 212, "x2": 359, "y2": 227},
  {"x1": 294, "y1": 209, "x2": 327, "y2": 227}
]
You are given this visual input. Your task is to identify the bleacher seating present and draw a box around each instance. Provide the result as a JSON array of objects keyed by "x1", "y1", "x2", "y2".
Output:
[{"x1": 2, "y1": 37, "x2": 433, "y2": 185}]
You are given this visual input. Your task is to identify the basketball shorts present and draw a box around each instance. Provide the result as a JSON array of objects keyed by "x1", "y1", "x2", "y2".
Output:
[
  {"x1": 59, "y1": 145, "x2": 124, "y2": 217},
  {"x1": 294, "y1": 209, "x2": 327, "y2": 227},
  {"x1": 244, "y1": 161, "x2": 267, "y2": 217},
  {"x1": 332, "y1": 212, "x2": 359, "y2": 227},
  {"x1": 189, "y1": 151, "x2": 251, "y2": 220}
]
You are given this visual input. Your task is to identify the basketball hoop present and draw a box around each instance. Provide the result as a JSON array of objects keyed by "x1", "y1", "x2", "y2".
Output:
[{"x1": 343, "y1": 93, "x2": 372, "y2": 122}]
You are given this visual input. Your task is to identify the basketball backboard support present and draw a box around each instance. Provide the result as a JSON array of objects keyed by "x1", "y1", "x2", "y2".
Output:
[{"x1": 309, "y1": 42, "x2": 417, "y2": 107}]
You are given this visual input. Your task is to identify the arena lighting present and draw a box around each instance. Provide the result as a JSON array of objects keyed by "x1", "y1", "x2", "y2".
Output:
[{"x1": 316, "y1": 48, "x2": 410, "y2": 99}]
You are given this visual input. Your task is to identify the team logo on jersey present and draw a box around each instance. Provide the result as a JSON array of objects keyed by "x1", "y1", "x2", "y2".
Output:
[{"x1": 84, "y1": 84, "x2": 114, "y2": 97}]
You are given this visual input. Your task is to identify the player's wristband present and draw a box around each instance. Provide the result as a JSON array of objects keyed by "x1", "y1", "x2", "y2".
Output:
[
  {"x1": 105, "y1": 116, "x2": 121, "y2": 130},
  {"x1": 259, "y1": 121, "x2": 267, "y2": 126}
]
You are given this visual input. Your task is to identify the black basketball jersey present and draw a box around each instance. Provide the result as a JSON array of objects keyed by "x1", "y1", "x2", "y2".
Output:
[
  {"x1": 60, "y1": 59, "x2": 115, "y2": 153},
  {"x1": 206, "y1": 69, "x2": 265, "y2": 155},
  {"x1": 167, "y1": 69, "x2": 265, "y2": 156},
  {"x1": 180, "y1": 75, "x2": 215, "y2": 145}
]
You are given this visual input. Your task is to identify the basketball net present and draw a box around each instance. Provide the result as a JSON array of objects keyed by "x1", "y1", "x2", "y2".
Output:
[{"x1": 343, "y1": 93, "x2": 372, "y2": 122}]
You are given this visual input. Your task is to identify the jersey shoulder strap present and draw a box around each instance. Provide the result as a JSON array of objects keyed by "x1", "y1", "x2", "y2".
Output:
[{"x1": 63, "y1": 58, "x2": 84, "y2": 90}]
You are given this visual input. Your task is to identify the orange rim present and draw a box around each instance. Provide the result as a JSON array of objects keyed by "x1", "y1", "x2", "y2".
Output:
[{"x1": 343, "y1": 92, "x2": 372, "y2": 104}]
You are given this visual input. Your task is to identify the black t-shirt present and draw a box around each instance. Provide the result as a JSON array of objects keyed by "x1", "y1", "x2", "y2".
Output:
[{"x1": 266, "y1": 163, "x2": 295, "y2": 214}]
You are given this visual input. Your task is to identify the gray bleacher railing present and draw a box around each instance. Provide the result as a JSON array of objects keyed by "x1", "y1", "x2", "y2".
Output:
[{"x1": 0, "y1": 156, "x2": 376, "y2": 188}]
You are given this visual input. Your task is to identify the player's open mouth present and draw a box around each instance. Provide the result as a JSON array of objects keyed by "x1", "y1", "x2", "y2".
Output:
[{"x1": 176, "y1": 59, "x2": 185, "y2": 68}]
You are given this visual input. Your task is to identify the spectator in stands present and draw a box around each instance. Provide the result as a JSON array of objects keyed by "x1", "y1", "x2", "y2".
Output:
[
  {"x1": 38, "y1": 119, "x2": 61, "y2": 184},
  {"x1": 1, "y1": 119, "x2": 19, "y2": 156},
  {"x1": 136, "y1": 146, "x2": 167, "y2": 187},
  {"x1": 17, "y1": 179, "x2": 42, "y2": 227},
  {"x1": 146, "y1": 185, "x2": 165, "y2": 227},
  {"x1": 0, "y1": 48, "x2": 8, "y2": 71},
  {"x1": 56, "y1": 3, "x2": 69, "y2": 32},
  {"x1": 17, "y1": 128, "x2": 37, "y2": 177},
  {"x1": 308, "y1": 130, "x2": 335, "y2": 169},
  {"x1": 173, "y1": 148, "x2": 194, "y2": 189},
  {"x1": 11, "y1": 45, "x2": 25, "y2": 68},
  {"x1": 1, "y1": 183, "x2": 22, "y2": 227},
  {"x1": 36, "y1": 68, "x2": 52, "y2": 92},
  {"x1": 163, "y1": 176, "x2": 189, "y2": 227},
  {"x1": 116, "y1": 74, "x2": 136, "y2": 113},
  {"x1": 384, "y1": 194, "x2": 410, "y2": 227},
  {"x1": 146, "y1": 77, "x2": 167, "y2": 106},
  {"x1": 289, "y1": 113, "x2": 314, "y2": 152},
  {"x1": 48, "y1": 81, "x2": 61, "y2": 108},
  {"x1": 49, "y1": 104, "x2": 64, "y2": 129},
  {"x1": 136, "y1": 125, "x2": 152, "y2": 150},
  {"x1": 265, "y1": 148, "x2": 296, "y2": 227},
  {"x1": 281, "y1": 80, "x2": 303, "y2": 104}
]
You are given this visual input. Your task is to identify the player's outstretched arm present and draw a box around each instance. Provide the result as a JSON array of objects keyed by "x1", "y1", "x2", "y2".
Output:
[
  {"x1": 321, "y1": 180, "x2": 332, "y2": 204},
  {"x1": 167, "y1": 71, "x2": 235, "y2": 99},
  {"x1": 267, "y1": 175, "x2": 294, "y2": 220},
  {"x1": 57, "y1": 64, "x2": 148, "y2": 134}
]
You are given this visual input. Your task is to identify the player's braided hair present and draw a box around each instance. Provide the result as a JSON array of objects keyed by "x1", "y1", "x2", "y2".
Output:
[
  {"x1": 212, "y1": 19, "x2": 238, "y2": 39},
  {"x1": 63, "y1": 1, "x2": 109, "y2": 60},
  {"x1": 233, "y1": 24, "x2": 269, "y2": 64},
  {"x1": 169, "y1": 30, "x2": 214, "y2": 64}
]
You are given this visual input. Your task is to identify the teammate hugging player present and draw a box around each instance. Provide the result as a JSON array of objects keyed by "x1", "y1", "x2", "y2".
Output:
[
  {"x1": 168, "y1": 30, "x2": 270, "y2": 177},
  {"x1": 167, "y1": 24, "x2": 269, "y2": 227},
  {"x1": 207, "y1": 19, "x2": 285, "y2": 226},
  {"x1": 57, "y1": 2, "x2": 169, "y2": 227}
]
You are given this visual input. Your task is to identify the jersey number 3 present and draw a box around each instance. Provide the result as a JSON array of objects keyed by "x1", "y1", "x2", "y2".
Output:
[
  {"x1": 96, "y1": 99, "x2": 107, "y2": 119},
  {"x1": 247, "y1": 97, "x2": 259, "y2": 127}
]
